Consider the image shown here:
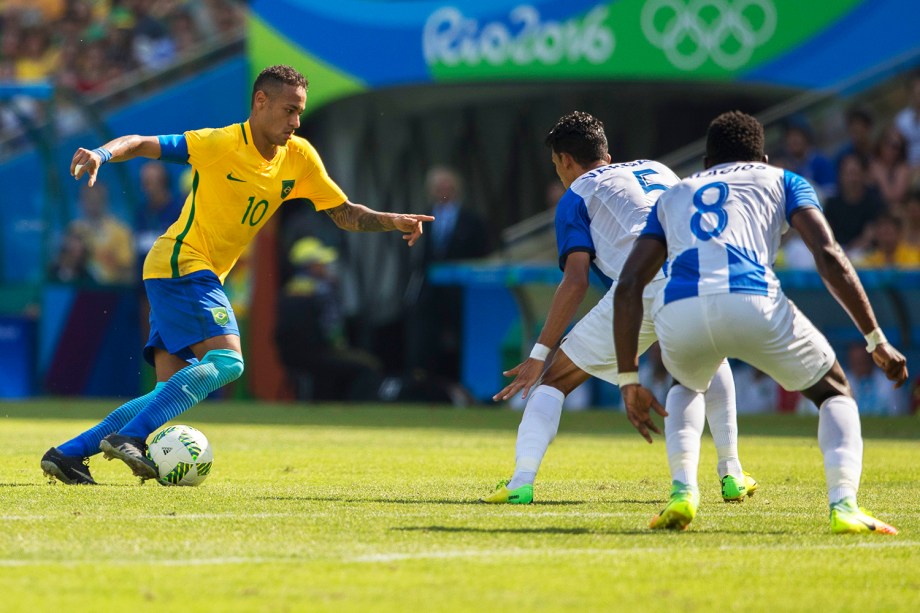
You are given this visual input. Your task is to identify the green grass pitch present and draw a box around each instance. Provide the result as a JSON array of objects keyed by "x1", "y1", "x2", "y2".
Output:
[{"x1": 1, "y1": 400, "x2": 918, "y2": 612}]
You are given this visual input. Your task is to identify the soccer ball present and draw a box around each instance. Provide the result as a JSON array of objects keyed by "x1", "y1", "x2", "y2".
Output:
[{"x1": 146, "y1": 425, "x2": 214, "y2": 486}]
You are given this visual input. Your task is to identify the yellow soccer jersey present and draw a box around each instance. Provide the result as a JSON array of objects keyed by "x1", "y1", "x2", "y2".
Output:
[{"x1": 143, "y1": 120, "x2": 347, "y2": 282}]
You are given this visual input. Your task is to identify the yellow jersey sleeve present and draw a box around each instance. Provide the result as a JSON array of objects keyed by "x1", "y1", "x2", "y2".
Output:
[
  {"x1": 185, "y1": 125, "x2": 241, "y2": 169},
  {"x1": 288, "y1": 139, "x2": 347, "y2": 211}
]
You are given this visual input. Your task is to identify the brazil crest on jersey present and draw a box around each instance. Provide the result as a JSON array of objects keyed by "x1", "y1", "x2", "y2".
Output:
[{"x1": 143, "y1": 121, "x2": 347, "y2": 283}]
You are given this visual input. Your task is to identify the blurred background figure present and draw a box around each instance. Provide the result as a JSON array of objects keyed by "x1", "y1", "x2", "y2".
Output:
[
  {"x1": 900, "y1": 189, "x2": 920, "y2": 250},
  {"x1": 638, "y1": 343, "x2": 671, "y2": 409},
  {"x1": 275, "y1": 237, "x2": 382, "y2": 402},
  {"x1": 779, "y1": 116, "x2": 836, "y2": 197},
  {"x1": 869, "y1": 125, "x2": 911, "y2": 208},
  {"x1": 823, "y1": 153, "x2": 886, "y2": 256},
  {"x1": 834, "y1": 106, "x2": 875, "y2": 169},
  {"x1": 407, "y1": 166, "x2": 491, "y2": 381},
  {"x1": 48, "y1": 225, "x2": 94, "y2": 284},
  {"x1": 894, "y1": 71, "x2": 920, "y2": 173},
  {"x1": 855, "y1": 213, "x2": 920, "y2": 268},
  {"x1": 135, "y1": 161, "x2": 183, "y2": 261},
  {"x1": 844, "y1": 342, "x2": 906, "y2": 416},
  {"x1": 733, "y1": 363, "x2": 780, "y2": 414},
  {"x1": 68, "y1": 182, "x2": 135, "y2": 285}
]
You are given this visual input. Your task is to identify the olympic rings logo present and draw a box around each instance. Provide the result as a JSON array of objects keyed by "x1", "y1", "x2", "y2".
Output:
[{"x1": 641, "y1": 0, "x2": 777, "y2": 71}]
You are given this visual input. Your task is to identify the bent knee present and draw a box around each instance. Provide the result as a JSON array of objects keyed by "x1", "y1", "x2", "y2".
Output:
[{"x1": 203, "y1": 349, "x2": 245, "y2": 383}]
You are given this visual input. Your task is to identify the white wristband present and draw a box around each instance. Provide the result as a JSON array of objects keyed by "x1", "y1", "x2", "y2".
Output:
[
  {"x1": 864, "y1": 328, "x2": 887, "y2": 353},
  {"x1": 618, "y1": 371, "x2": 640, "y2": 387},
  {"x1": 529, "y1": 343, "x2": 551, "y2": 361}
]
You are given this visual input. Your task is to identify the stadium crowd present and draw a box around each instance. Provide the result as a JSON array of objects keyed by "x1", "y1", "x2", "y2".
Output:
[{"x1": 0, "y1": 0, "x2": 245, "y2": 153}]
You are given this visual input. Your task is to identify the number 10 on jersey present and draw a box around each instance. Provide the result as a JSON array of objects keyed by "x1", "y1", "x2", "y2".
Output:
[{"x1": 242, "y1": 196, "x2": 268, "y2": 226}]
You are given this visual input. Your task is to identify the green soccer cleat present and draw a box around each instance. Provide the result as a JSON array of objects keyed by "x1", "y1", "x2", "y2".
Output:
[
  {"x1": 480, "y1": 479, "x2": 533, "y2": 504},
  {"x1": 649, "y1": 482, "x2": 699, "y2": 531},
  {"x1": 830, "y1": 498, "x2": 898, "y2": 535},
  {"x1": 721, "y1": 471, "x2": 759, "y2": 502}
]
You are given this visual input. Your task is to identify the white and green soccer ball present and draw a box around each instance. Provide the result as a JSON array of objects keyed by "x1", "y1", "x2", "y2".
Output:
[{"x1": 146, "y1": 425, "x2": 214, "y2": 486}]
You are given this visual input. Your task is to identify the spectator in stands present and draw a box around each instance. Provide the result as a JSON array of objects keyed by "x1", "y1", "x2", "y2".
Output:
[
  {"x1": 844, "y1": 342, "x2": 904, "y2": 416},
  {"x1": 775, "y1": 229, "x2": 816, "y2": 270},
  {"x1": 408, "y1": 166, "x2": 491, "y2": 381},
  {"x1": 275, "y1": 237, "x2": 382, "y2": 401},
  {"x1": 834, "y1": 106, "x2": 875, "y2": 169},
  {"x1": 855, "y1": 213, "x2": 920, "y2": 268},
  {"x1": 901, "y1": 188, "x2": 920, "y2": 249},
  {"x1": 48, "y1": 225, "x2": 94, "y2": 284},
  {"x1": 15, "y1": 26, "x2": 57, "y2": 81},
  {"x1": 135, "y1": 161, "x2": 183, "y2": 258},
  {"x1": 823, "y1": 152, "x2": 885, "y2": 254},
  {"x1": 69, "y1": 182, "x2": 135, "y2": 284},
  {"x1": 894, "y1": 71, "x2": 920, "y2": 170},
  {"x1": 169, "y1": 9, "x2": 200, "y2": 55},
  {"x1": 131, "y1": 2, "x2": 177, "y2": 71},
  {"x1": 779, "y1": 116, "x2": 836, "y2": 196},
  {"x1": 870, "y1": 125, "x2": 911, "y2": 207}
]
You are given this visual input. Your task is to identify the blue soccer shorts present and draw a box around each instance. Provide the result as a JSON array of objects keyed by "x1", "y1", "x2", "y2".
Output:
[{"x1": 143, "y1": 270, "x2": 240, "y2": 366}]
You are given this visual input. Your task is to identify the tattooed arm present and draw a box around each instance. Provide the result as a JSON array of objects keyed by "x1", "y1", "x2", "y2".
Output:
[{"x1": 324, "y1": 201, "x2": 435, "y2": 246}]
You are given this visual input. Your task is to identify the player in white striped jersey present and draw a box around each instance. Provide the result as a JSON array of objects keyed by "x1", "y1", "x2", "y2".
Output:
[
  {"x1": 482, "y1": 111, "x2": 756, "y2": 505},
  {"x1": 613, "y1": 111, "x2": 907, "y2": 533}
]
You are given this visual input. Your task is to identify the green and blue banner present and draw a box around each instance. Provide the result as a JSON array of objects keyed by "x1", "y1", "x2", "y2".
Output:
[{"x1": 250, "y1": 0, "x2": 920, "y2": 113}]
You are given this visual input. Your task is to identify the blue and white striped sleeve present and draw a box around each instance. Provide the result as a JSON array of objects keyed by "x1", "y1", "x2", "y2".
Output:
[
  {"x1": 783, "y1": 170, "x2": 821, "y2": 222},
  {"x1": 639, "y1": 202, "x2": 666, "y2": 243},
  {"x1": 554, "y1": 189, "x2": 595, "y2": 271}
]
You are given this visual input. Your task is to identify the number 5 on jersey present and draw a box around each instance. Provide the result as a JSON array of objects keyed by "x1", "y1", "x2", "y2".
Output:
[{"x1": 242, "y1": 197, "x2": 268, "y2": 226}]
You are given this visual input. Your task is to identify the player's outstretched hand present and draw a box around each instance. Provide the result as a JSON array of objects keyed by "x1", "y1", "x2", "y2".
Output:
[
  {"x1": 872, "y1": 343, "x2": 909, "y2": 388},
  {"x1": 493, "y1": 358, "x2": 544, "y2": 402},
  {"x1": 394, "y1": 214, "x2": 435, "y2": 247},
  {"x1": 621, "y1": 384, "x2": 668, "y2": 444},
  {"x1": 70, "y1": 148, "x2": 104, "y2": 187}
]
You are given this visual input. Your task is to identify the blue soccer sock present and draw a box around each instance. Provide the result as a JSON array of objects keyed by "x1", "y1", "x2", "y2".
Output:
[
  {"x1": 118, "y1": 349, "x2": 244, "y2": 441},
  {"x1": 57, "y1": 382, "x2": 167, "y2": 458}
]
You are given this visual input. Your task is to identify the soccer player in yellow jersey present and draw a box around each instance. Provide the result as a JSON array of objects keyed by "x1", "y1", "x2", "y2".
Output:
[{"x1": 41, "y1": 65, "x2": 434, "y2": 484}]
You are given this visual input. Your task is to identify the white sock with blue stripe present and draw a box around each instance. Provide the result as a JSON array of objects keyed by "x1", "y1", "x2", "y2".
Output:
[
  {"x1": 57, "y1": 382, "x2": 167, "y2": 457},
  {"x1": 118, "y1": 349, "x2": 244, "y2": 441}
]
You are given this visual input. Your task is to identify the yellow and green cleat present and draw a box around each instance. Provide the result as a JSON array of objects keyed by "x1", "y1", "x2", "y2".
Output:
[
  {"x1": 721, "y1": 471, "x2": 759, "y2": 502},
  {"x1": 480, "y1": 479, "x2": 533, "y2": 504},
  {"x1": 830, "y1": 498, "x2": 898, "y2": 535},
  {"x1": 649, "y1": 482, "x2": 699, "y2": 531}
]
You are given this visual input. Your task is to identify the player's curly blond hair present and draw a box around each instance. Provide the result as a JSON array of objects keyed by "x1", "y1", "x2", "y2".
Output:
[{"x1": 251, "y1": 65, "x2": 308, "y2": 106}]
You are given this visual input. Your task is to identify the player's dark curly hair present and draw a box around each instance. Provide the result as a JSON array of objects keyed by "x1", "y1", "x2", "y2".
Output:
[
  {"x1": 251, "y1": 65, "x2": 308, "y2": 106},
  {"x1": 545, "y1": 111, "x2": 608, "y2": 166},
  {"x1": 705, "y1": 111, "x2": 765, "y2": 166}
]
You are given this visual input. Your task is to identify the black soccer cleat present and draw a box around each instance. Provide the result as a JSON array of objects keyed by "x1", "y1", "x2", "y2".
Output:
[
  {"x1": 99, "y1": 434, "x2": 158, "y2": 480},
  {"x1": 41, "y1": 447, "x2": 97, "y2": 485}
]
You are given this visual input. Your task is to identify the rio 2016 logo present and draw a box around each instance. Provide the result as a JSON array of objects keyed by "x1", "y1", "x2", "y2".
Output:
[
  {"x1": 423, "y1": 5, "x2": 615, "y2": 67},
  {"x1": 641, "y1": 0, "x2": 777, "y2": 70}
]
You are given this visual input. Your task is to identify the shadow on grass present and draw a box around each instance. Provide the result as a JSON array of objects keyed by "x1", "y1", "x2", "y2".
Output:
[
  {"x1": 257, "y1": 495, "x2": 586, "y2": 506},
  {"x1": 393, "y1": 525, "x2": 794, "y2": 536},
  {"x1": 394, "y1": 525, "x2": 593, "y2": 535},
  {"x1": 5, "y1": 401, "x2": 918, "y2": 440}
]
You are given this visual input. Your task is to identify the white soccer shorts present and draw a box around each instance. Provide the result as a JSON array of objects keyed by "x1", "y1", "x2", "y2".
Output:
[
  {"x1": 654, "y1": 292, "x2": 836, "y2": 393},
  {"x1": 560, "y1": 278, "x2": 664, "y2": 384}
]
